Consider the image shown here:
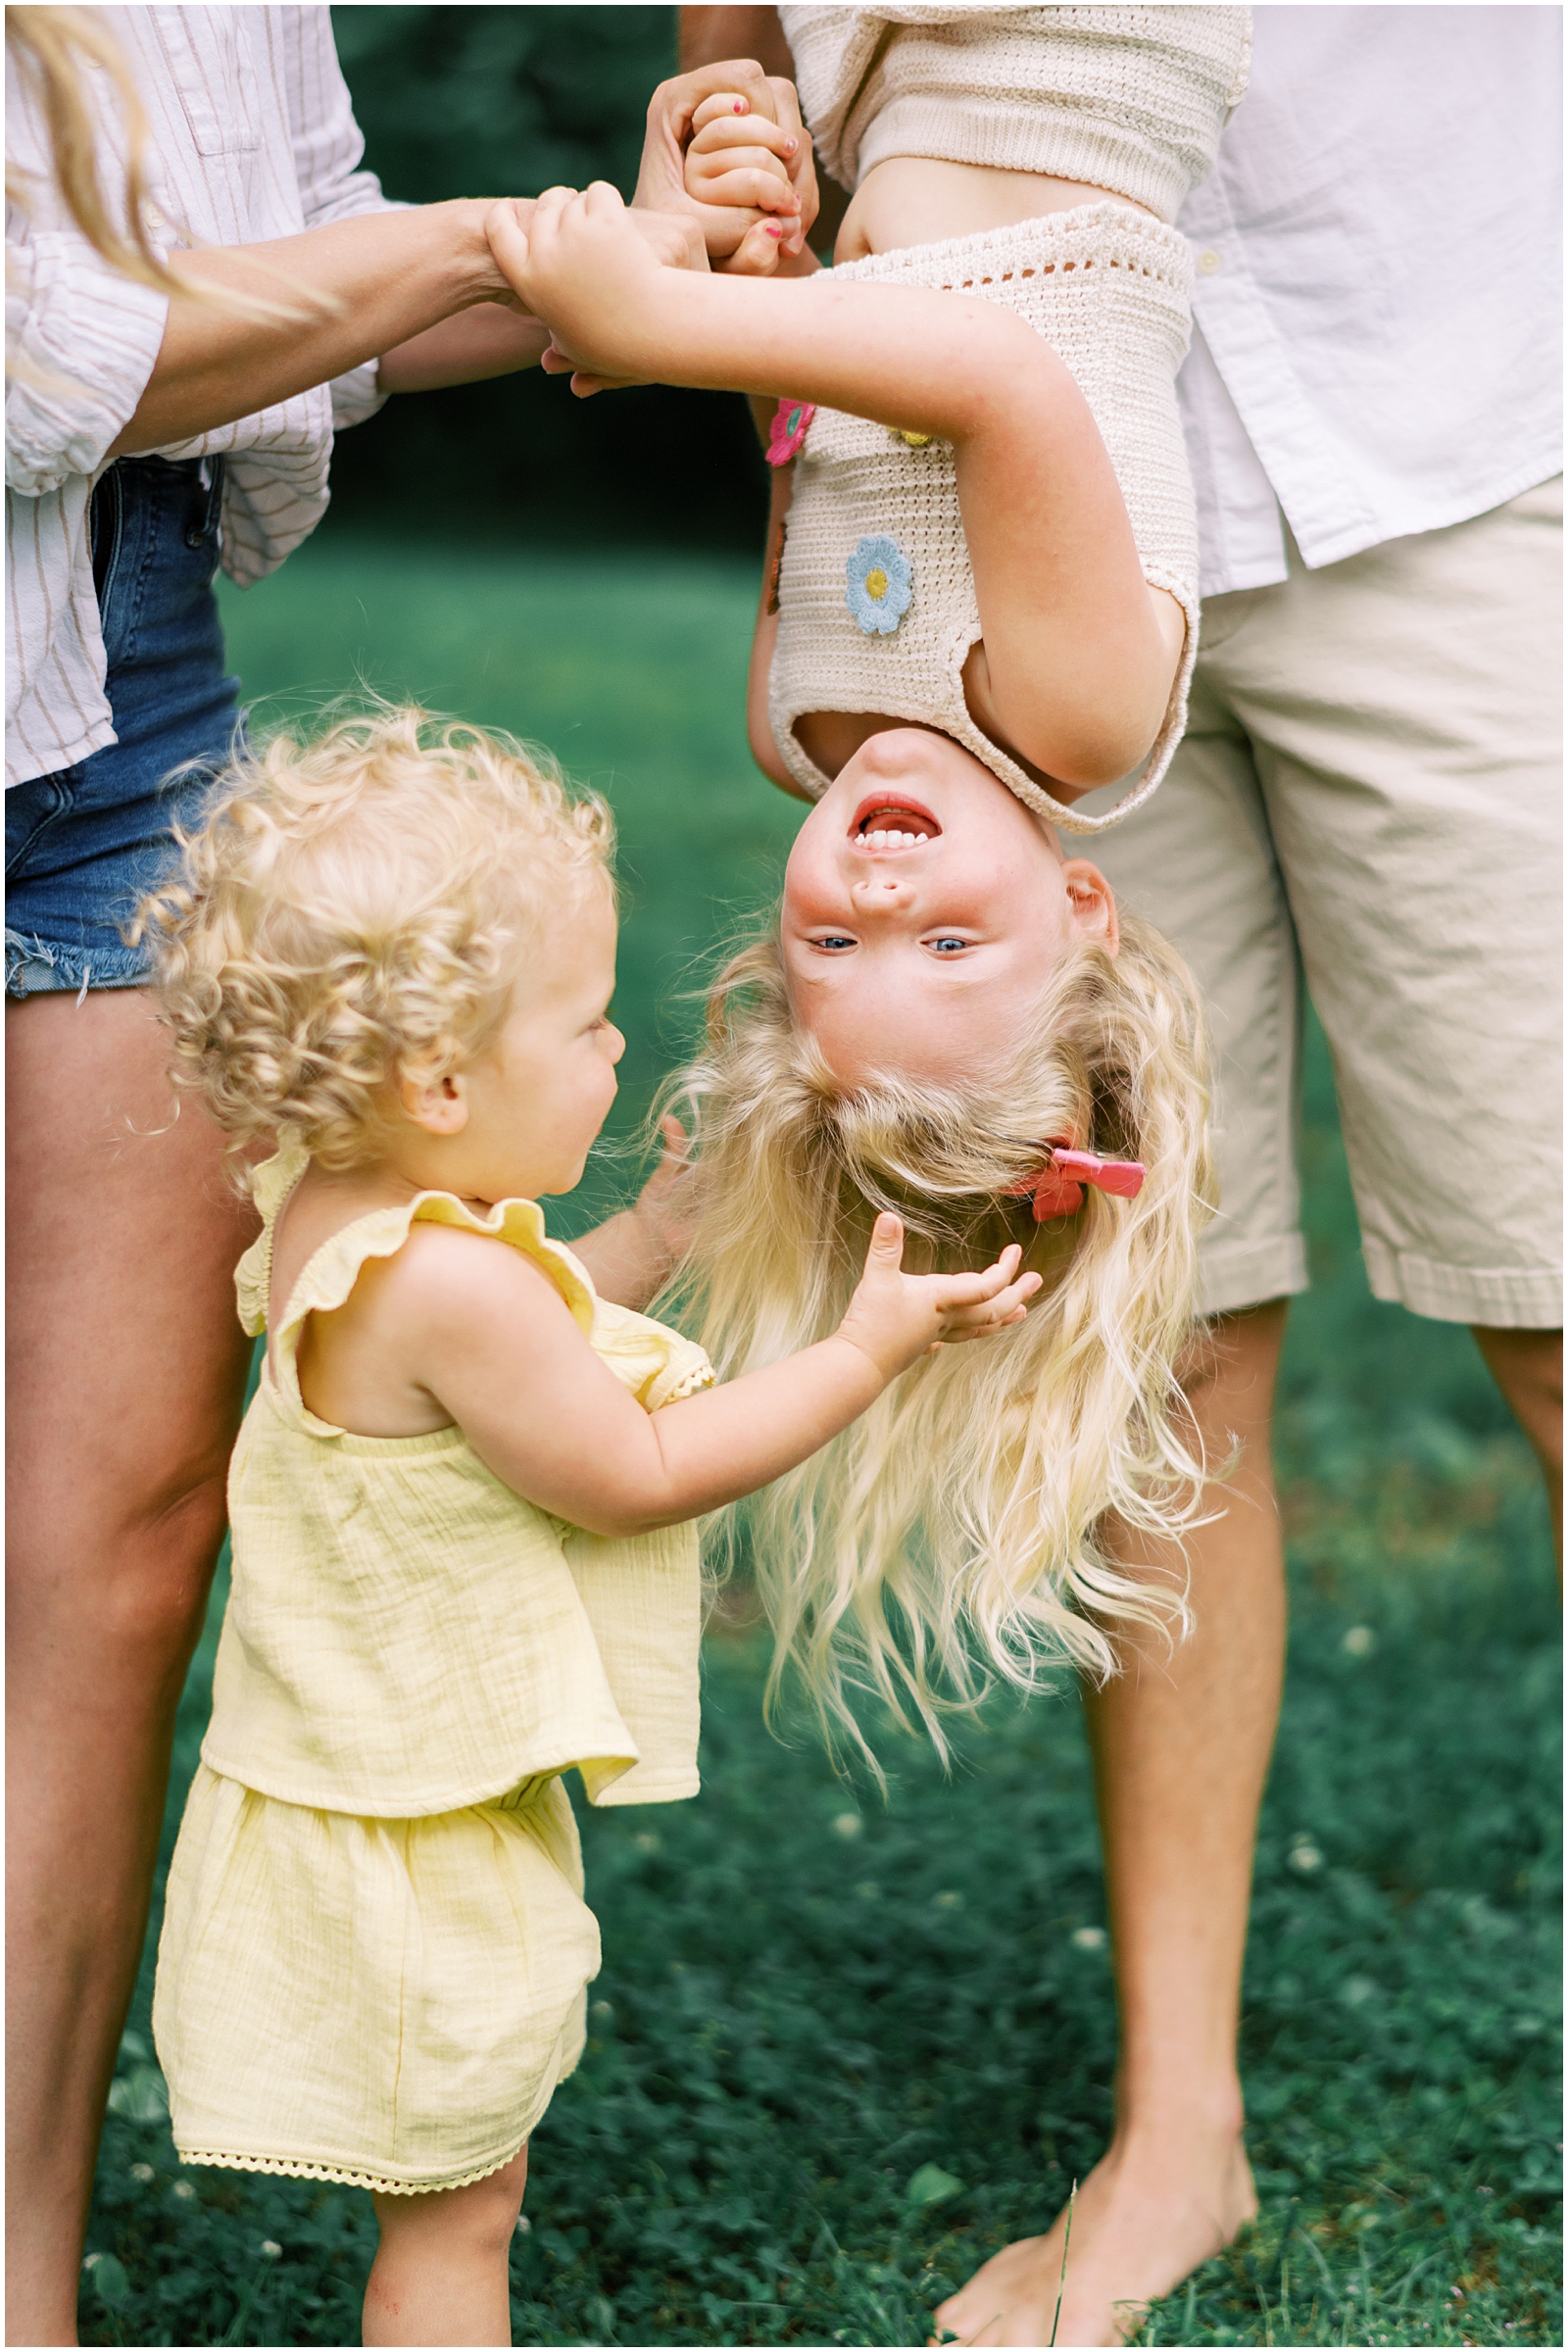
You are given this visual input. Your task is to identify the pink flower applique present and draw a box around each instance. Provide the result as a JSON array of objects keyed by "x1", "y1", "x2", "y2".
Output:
[{"x1": 765, "y1": 398, "x2": 816, "y2": 466}]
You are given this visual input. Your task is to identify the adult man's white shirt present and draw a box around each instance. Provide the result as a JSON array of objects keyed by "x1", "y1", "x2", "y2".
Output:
[{"x1": 1177, "y1": 4, "x2": 1562, "y2": 596}]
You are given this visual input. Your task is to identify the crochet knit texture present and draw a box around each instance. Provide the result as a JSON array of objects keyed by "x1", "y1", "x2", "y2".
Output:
[
  {"x1": 768, "y1": 203, "x2": 1200, "y2": 833},
  {"x1": 780, "y1": 4, "x2": 1251, "y2": 220}
]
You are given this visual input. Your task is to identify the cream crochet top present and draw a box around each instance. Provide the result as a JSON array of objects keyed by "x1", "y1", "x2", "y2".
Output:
[
  {"x1": 768, "y1": 203, "x2": 1200, "y2": 830},
  {"x1": 780, "y1": 5, "x2": 1251, "y2": 220},
  {"x1": 203, "y1": 1142, "x2": 715, "y2": 1818}
]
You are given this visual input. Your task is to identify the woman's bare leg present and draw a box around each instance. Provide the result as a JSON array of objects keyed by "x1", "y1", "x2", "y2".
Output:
[
  {"x1": 5, "y1": 990, "x2": 258, "y2": 2347},
  {"x1": 365, "y1": 2147, "x2": 528, "y2": 2347},
  {"x1": 935, "y1": 1301, "x2": 1289, "y2": 2350}
]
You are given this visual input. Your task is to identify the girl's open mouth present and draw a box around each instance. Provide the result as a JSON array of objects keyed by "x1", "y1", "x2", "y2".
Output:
[{"x1": 850, "y1": 794, "x2": 942, "y2": 846}]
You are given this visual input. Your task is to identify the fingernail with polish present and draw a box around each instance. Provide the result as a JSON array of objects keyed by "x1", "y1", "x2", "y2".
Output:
[
  {"x1": 765, "y1": 220, "x2": 783, "y2": 237},
  {"x1": 733, "y1": 99, "x2": 747, "y2": 115}
]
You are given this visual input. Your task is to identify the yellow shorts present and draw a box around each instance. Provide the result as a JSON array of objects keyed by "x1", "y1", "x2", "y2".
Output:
[
  {"x1": 153, "y1": 1765, "x2": 598, "y2": 2194},
  {"x1": 1085, "y1": 477, "x2": 1563, "y2": 1328}
]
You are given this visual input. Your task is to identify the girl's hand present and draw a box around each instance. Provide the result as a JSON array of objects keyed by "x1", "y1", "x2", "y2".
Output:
[
  {"x1": 486, "y1": 186, "x2": 705, "y2": 395},
  {"x1": 684, "y1": 92, "x2": 805, "y2": 274},
  {"x1": 634, "y1": 59, "x2": 817, "y2": 274},
  {"x1": 627, "y1": 1113, "x2": 697, "y2": 1272},
  {"x1": 836, "y1": 1214, "x2": 1043, "y2": 1384},
  {"x1": 563, "y1": 1117, "x2": 695, "y2": 1312}
]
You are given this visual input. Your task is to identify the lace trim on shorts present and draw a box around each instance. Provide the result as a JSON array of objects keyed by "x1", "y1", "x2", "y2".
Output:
[{"x1": 176, "y1": 2137, "x2": 528, "y2": 2196}]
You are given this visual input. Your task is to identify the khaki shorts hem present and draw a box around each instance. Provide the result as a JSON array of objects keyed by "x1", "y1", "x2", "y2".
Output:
[
  {"x1": 1360, "y1": 1240, "x2": 1563, "y2": 1331},
  {"x1": 1196, "y1": 1234, "x2": 1310, "y2": 1321}
]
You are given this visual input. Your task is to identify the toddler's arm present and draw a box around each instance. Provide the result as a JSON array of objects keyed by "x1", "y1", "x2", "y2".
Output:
[
  {"x1": 491, "y1": 186, "x2": 1178, "y2": 792},
  {"x1": 388, "y1": 1212, "x2": 1040, "y2": 1539}
]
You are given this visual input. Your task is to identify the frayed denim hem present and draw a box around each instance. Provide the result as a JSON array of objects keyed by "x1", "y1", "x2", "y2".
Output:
[{"x1": 5, "y1": 927, "x2": 149, "y2": 1001}]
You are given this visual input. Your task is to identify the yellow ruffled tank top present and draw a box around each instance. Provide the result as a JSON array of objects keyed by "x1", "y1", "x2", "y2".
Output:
[
  {"x1": 154, "y1": 1142, "x2": 717, "y2": 2196},
  {"x1": 206, "y1": 1139, "x2": 716, "y2": 1815}
]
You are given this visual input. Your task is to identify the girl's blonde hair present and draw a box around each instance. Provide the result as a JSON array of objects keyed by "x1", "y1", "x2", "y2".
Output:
[
  {"x1": 662, "y1": 910, "x2": 1215, "y2": 1761},
  {"x1": 135, "y1": 705, "x2": 613, "y2": 1173}
]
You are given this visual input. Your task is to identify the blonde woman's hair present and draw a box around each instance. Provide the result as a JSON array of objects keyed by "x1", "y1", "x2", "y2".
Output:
[
  {"x1": 7, "y1": 6, "x2": 190, "y2": 299},
  {"x1": 6, "y1": 2, "x2": 330, "y2": 382},
  {"x1": 134, "y1": 705, "x2": 613, "y2": 1174},
  {"x1": 661, "y1": 909, "x2": 1215, "y2": 1763}
]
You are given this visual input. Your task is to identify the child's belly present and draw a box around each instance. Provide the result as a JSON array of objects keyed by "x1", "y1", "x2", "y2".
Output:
[{"x1": 835, "y1": 159, "x2": 1156, "y2": 264}]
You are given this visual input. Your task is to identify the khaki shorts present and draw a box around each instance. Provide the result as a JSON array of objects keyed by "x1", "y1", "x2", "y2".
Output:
[{"x1": 1085, "y1": 477, "x2": 1563, "y2": 1329}]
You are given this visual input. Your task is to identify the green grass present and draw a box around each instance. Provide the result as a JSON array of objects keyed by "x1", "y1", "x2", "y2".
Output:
[{"x1": 81, "y1": 529, "x2": 1560, "y2": 2347}]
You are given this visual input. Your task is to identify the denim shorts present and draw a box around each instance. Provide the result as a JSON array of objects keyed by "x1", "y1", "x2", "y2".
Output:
[{"x1": 6, "y1": 454, "x2": 243, "y2": 999}]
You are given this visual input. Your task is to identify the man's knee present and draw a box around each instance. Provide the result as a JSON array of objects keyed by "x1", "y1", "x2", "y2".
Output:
[
  {"x1": 1179, "y1": 1298, "x2": 1290, "y2": 1437},
  {"x1": 1473, "y1": 1325, "x2": 1563, "y2": 1473}
]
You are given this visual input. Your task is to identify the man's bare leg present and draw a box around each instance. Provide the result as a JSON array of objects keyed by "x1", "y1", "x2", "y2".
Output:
[
  {"x1": 1472, "y1": 1325, "x2": 1562, "y2": 1561},
  {"x1": 935, "y1": 1301, "x2": 1289, "y2": 2349}
]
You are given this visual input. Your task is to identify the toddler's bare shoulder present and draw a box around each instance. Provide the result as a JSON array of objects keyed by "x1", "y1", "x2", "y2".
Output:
[{"x1": 385, "y1": 1220, "x2": 569, "y2": 1317}]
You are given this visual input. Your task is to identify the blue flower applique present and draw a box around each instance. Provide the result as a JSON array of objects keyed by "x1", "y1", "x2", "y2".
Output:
[{"x1": 846, "y1": 534, "x2": 913, "y2": 635}]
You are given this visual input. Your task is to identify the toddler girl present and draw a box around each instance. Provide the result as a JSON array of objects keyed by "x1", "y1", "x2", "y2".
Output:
[{"x1": 138, "y1": 707, "x2": 1036, "y2": 2347}]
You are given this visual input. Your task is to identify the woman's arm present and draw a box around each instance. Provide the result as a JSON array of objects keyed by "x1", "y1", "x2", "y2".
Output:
[
  {"x1": 106, "y1": 199, "x2": 532, "y2": 457},
  {"x1": 496, "y1": 187, "x2": 1177, "y2": 789},
  {"x1": 377, "y1": 303, "x2": 553, "y2": 394}
]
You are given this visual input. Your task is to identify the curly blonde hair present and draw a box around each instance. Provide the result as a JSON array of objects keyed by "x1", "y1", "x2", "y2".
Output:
[
  {"x1": 134, "y1": 705, "x2": 613, "y2": 1173},
  {"x1": 659, "y1": 908, "x2": 1215, "y2": 1762}
]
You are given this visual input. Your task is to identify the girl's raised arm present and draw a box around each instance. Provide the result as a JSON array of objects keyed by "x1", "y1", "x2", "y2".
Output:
[{"x1": 488, "y1": 184, "x2": 1180, "y2": 790}]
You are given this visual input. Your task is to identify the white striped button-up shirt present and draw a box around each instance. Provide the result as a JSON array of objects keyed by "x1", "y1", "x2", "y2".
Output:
[{"x1": 6, "y1": 5, "x2": 396, "y2": 787}]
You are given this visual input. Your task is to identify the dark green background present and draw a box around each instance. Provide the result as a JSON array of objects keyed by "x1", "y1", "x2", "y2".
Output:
[{"x1": 325, "y1": 4, "x2": 768, "y2": 549}]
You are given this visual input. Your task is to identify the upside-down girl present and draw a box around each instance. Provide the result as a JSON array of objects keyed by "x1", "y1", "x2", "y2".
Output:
[{"x1": 484, "y1": 7, "x2": 1249, "y2": 1777}]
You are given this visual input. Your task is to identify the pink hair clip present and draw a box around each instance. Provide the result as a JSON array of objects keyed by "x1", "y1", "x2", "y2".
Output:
[{"x1": 1003, "y1": 1140, "x2": 1147, "y2": 1220}]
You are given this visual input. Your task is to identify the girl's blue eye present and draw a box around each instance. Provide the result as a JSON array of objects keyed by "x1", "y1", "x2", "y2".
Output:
[
  {"x1": 817, "y1": 935, "x2": 856, "y2": 951},
  {"x1": 931, "y1": 936, "x2": 967, "y2": 955}
]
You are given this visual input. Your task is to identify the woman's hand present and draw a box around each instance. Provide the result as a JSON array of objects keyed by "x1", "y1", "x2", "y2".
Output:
[
  {"x1": 836, "y1": 1214, "x2": 1042, "y2": 1383},
  {"x1": 486, "y1": 184, "x2": 707, "y2": 396},
  {"x1": 635, "y1": 58, "x2": 817, "y2": 273}
]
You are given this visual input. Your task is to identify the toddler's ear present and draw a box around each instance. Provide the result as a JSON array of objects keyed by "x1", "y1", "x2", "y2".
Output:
[
  {"x1": 1060, "y1": 859, "x2": 1120, "y2": 957},
  {"x1": 397, "y1": 1060, "x2": 470, "y2": 1138}
]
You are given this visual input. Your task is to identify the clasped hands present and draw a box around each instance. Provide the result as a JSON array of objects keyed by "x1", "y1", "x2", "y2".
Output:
[{"x1": 484, "y1": 57, "x2": 817, "y2": 394}]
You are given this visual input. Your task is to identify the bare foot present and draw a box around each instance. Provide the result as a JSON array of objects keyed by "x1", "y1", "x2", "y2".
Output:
[{"x1": 931, "y1": 2130, "x2": 1257, "y2": 2347}]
